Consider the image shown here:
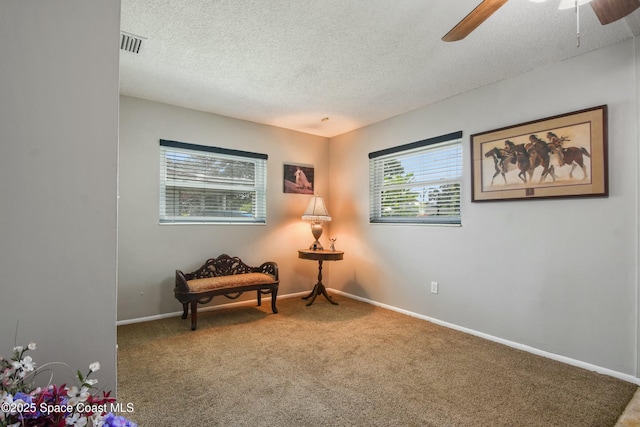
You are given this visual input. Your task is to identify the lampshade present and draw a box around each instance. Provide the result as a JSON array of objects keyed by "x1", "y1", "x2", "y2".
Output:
[{"x1": 302, "y1": 196, "x2": 332, "y2": 222}]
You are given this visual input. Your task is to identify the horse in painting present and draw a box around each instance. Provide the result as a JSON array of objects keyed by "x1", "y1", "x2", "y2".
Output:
[
  {"x1": 520, "y1": 134, "x2": 556, "y2": 183},
  {"x1": 484, "y1": 147, "x2": 519, "y2": 185},
  {"x1": 546, "y1": 132, "x2": 591, "y2": 179}
]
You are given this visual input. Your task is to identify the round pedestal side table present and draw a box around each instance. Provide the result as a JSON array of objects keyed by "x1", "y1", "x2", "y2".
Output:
[{"x1": 297, "y1": 249, "x2": 344, "y2": 306}]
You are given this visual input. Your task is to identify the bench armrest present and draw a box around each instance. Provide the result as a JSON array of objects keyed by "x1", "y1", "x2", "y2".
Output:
[
  {"x1": 175, "y1": 270, "x2": 190, "y2": 293},
  {"x1": 255, "y1": 261, "x2": 279, "y2": 281}
]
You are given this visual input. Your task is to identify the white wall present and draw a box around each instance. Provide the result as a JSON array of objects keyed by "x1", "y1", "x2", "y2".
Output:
[
  {"x1": 329, "y1": 38, "x2": 639, "y2": 377},
  {"x1": 118, "y1": 97, "x2": 330, "y2": 321},
  {"x1": 0, "y1": 2, "x2": 120, "y2": 390}
]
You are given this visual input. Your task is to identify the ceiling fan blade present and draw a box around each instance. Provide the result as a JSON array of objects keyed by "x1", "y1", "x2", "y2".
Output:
[
  {"x1": 442, "y1": 0, "x2": 509, "y2": 42},
  {"x1": 590, "y1": 0, "x2": 640, "y2": 25}
]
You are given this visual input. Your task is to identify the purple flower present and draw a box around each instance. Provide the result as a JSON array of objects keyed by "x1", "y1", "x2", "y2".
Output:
[
  {"x1": 13, "y1": 391, "x2": 32, "y2": 402},
  {"x1": 12, "y1": 391, "x2": 38, "y2": 418},
  {"x1": 101, "y1": 412, "x2": 138, "y2": 427}
]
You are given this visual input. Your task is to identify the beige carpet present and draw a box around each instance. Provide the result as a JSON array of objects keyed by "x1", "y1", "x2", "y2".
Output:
[{"x1": 117, "y1": 295, "x2": 637, "y2": 426}]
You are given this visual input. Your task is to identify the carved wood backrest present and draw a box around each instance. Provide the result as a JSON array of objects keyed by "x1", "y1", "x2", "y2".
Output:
[{"x1": 189, "y1": 254, "x2": 253, "y2": 280}]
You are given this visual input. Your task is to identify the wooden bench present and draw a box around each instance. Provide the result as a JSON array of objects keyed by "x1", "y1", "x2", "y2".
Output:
[{"x1": 174, "y1": 254, "x2": 279, "y2": 330}]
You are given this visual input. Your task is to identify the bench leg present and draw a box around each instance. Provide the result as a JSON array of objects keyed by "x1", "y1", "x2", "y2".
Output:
[
  {"x1": 257, "y1": 290, "x2": 262, "y2": 307},
  {"x1": 181, "y1": 303, "x2": 189, "y2": 319},
  {"x1": 271, "y1": 287, "x2": 279, "y2": 314},
  {"x1": 190, "y1": 300, "x2": 198, "y2": 331}
]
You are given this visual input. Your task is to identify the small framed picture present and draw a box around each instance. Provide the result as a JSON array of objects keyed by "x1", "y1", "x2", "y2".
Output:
[{"x1": 283, "y1": 163, "x2": 314, "y2": 194}]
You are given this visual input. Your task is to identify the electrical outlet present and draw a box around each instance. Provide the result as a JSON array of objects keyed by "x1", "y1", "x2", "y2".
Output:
[{"x1": 430, "y1": 281, "x2": 438, "y2": 294}]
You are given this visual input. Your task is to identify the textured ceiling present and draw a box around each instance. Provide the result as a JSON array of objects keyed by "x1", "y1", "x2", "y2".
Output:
[{"x1": 119, "y1": 0, "x2": 637, "y2": 138}]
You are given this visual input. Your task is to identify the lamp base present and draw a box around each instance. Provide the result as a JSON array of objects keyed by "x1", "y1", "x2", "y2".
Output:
[
  {"x1": 309, "y1": 222, "x2": 324, "y2": 250},
  {"x1": 309, "y1": 240, "x2": 324, "y2": 251}
]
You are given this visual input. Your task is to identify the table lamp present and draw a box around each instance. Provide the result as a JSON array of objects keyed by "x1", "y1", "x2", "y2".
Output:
[{"x1": 302, "y1": 195, "x2": 331, "y2": 250}]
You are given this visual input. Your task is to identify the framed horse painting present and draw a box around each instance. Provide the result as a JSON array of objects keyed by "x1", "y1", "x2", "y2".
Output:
[
  {"x1": 283, "y1": 162, "x2": 315, "y2": 194},
  {"x1": 470, "y1": 105, "x2": 608, "y2": 202}
]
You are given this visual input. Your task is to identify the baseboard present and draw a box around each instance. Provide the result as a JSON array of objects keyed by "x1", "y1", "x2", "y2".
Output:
[
  {"x1": 329, "y1": 289, "x2": 640, "y2": 386},
  {"x1": 116, "y1": 292, "x2": 308, "y2": 326},
  {"x1": 118, "y1": 289, "x2": 639, "y2": 385}
]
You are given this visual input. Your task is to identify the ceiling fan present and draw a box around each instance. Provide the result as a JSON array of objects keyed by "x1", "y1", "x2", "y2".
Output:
[{"x1": 442, "y1": 0, "x2": 640, "y2": 42}]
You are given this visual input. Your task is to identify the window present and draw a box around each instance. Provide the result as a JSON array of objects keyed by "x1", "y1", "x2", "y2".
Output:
[
  {"x1": 159, "y1": 139, "x2": 267, "y2": 224},
  {"x1": 369, "y1": 131, "x2": 462, "y2": 225}
]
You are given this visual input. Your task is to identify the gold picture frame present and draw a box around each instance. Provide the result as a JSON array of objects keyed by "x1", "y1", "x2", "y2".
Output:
[{"x1": 471, "y1": 105, "x2": 608, "y2": 202}]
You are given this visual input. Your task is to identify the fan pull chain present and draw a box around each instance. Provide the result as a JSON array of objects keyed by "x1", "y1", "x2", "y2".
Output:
[{"x1": 575, "y1": 0, "x2": 581, "y2": 47}]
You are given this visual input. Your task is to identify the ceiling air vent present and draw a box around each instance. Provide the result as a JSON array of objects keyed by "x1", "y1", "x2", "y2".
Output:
[{"x1": 120, "y1": 32, "x2": 145, "y2": 54}]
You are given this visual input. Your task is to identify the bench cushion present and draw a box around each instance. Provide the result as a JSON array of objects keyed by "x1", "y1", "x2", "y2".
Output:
[{"x1": 187, "y1": 272, "x2": 276, "y2": 292}]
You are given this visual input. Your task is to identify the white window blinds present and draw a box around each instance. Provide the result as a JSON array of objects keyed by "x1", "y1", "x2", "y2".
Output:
[
  {"x1": 369, "y1": 131, "x2": 462, "y2": 225},
  {"x1": 159, "y1": 140, "x2": 267, "y2": 224}
]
